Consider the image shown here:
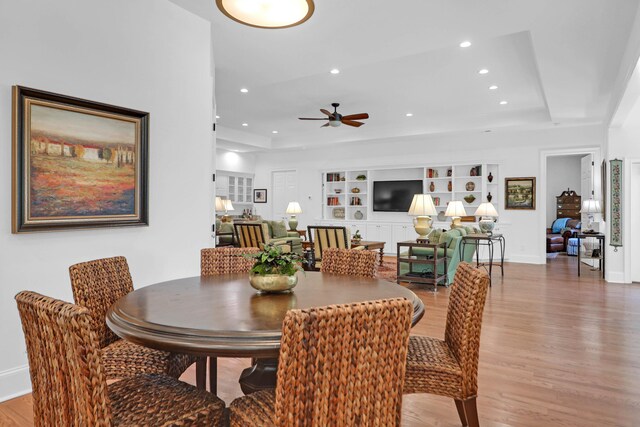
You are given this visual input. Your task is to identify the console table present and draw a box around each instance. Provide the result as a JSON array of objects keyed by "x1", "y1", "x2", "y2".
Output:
[
  {"x1": 459, "y1": 233, "x2": 505, "y2": 286},
  {"x1": 577, "y1": 233, "x2": 605, "y2": 278},
  {"x1": 396, "y1": 241, "x2": 448, "y2": 292}
]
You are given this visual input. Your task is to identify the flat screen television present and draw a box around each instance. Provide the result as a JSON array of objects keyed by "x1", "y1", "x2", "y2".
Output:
[{"x1": 373, "y1": 180, "x2": 423, "y2": 212}]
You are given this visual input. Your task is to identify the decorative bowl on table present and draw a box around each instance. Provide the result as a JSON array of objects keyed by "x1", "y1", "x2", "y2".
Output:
[{"x1": 249, "y1": 273, "x2": 298, "y2": 293}]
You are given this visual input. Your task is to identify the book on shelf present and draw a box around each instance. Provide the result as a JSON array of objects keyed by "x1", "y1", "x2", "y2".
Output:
[{"x1": 326, "y1": 196, "x2": 340, "y2": 206}]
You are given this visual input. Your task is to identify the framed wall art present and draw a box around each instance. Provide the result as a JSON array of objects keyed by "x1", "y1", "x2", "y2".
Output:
[
  {"x1": 609, "y1": 159, "x2": 623, "y2": 248},
  {"x1": 12, "y1": 86, "x2": 149, "y2": 233},
  {"x1": 253, "y1": 188, "x2": 267, "y2": 203},
  {"x1": 505, "y1": 177, "x2": 536, "y2": 210}
]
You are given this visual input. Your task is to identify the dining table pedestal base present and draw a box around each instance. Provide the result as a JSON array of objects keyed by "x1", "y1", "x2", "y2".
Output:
[{"x1": 239, "y1": 358, "x2": 278, "y2": 395}]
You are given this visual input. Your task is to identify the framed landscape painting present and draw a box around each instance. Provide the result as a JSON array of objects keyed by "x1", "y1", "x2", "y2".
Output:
[
  {"x1": 505, "y1": 177, "x2": 536, "y2": 210},
  {"x1": 12, "y1": 86, "x2": 149, "y2": 232}
]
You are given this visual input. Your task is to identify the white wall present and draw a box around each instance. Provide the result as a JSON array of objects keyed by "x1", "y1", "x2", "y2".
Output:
[
  {"x1": 0, "y1": 0, "x2": 214, "y2": 401},
  {"x1": 546, "y1": 155, "x2": 583, "y2": 227},
  {"x1": 216, "y1": 149, "x2": 257, "y2": 174},
  {"x1": 609, "y1": 91, "x2": 640, "y2": 282},
  {"x1": 252, "y1": 125, "x2": 606, "y2": 264}
]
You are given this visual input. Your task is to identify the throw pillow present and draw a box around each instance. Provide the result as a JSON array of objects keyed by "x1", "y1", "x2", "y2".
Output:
[{"x1": 271, "y1": 220, "x2": 288, "y2": 238}]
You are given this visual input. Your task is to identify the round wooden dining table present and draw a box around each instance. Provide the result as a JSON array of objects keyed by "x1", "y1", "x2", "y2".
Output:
[{"x1": 107, "y1": 271, "x2": 425, "y2": 394}]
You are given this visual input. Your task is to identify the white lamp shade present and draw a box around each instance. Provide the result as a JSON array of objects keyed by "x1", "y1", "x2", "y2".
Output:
[
  {"x1": 581, "y1": 199, "x2": 601, "y2": 214},
  {"x1": 474, "y1": 202, "x2": 498, "y2": 217},
  {"x1": 223, "y1": 199, "x2": 235, "y2": 211},
  {"x1": 215, "y1": 196, "x2": 226, "y2": 211},
  {"x1": 286, "y1": 201, "x2": 303, "y2": 214},
  {"x1": 445, "y1": 201, "x2": 467, "y2": 217},
  {"x1": 408, "y1": 194, "x2": 437, "y2": 216}
]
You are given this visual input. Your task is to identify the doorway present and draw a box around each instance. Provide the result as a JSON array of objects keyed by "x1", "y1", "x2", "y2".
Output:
[
  {"x1": 271, "y1": 170, "x2": 298, "y2": 220},
  {"x1": 539, "y1": 147, "x2": 601, "y2": 264},
  {"x1": 630, "y1": 163, "x2": 640, "y2": 282}
]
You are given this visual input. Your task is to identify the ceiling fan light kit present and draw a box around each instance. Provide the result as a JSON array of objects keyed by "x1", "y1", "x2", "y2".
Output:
[
  {"x1": 299, "y1": 103, "x2": 370, "y2": 128},
  {"x1": 216, "y1": 0, "x2": 315, "y2": 29}
]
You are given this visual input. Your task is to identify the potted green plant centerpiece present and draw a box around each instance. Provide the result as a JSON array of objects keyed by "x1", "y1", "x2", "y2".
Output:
[{"x1": 245, "y1": 244, "x2": 305, "y2": 293}]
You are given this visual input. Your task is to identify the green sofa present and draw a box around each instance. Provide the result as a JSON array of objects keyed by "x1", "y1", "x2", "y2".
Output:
[
  {"x1": 398, "y1": 227, "x2": 478, "y2": 285},
  {"x1": 216, "y1": 219, "x2": 303, "y2": 255}
]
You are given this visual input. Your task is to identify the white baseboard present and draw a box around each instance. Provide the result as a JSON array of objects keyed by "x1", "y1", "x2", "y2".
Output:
[
  {"x1": 0, "y1": 365, "x2": 31, "y2": 403},
  {"x1": 507, "y1": 254, "x2": 546, "y2": 264},
  {"x1": 606, "y1": 271, "x2": 626, "y2": 283}
]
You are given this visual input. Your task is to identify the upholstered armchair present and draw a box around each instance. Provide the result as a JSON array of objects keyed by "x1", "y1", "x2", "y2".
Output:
[
  {"x1": 546, "y1": 218, "x2": 581, "y2": 253},
  {"x1": 234, "y1": 221, "x2": 303, "y2": 254}
]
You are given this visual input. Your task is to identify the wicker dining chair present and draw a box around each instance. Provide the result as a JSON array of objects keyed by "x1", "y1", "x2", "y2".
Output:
[
  {"x1": 404, "y1": 262, "x2": 490, "y2": 427},
  {"x1": 201, "y1": 247, "x2": 259, "y2": 276},
  {"x1": 320, "y1": 247, "x2": 378, "y2": 278},
  {"x1": 199, "y1": 246, "x2": 260, "y2": 393},
  {"x1": 69, "y1": 256, "x2": 195, "y2": 380},
  {"x1": 15, "y1": 291, "x2": 225, "y2": 426},
  {"x1": 229, "y1": 298, "x2": 414, "y2": 426}
]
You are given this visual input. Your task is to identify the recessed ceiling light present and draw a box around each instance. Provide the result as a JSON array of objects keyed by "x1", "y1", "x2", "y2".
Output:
[
  {"x1": 330, "y1": 68, "x2": 340, "y2": 74},
  {"x1": 272, "y1": 130, "x2": 278, "y2": 134},
  {"x1": 489, "y1": 85, "x2": 498, "y2": 90},
  {"x1": 216, "y1": 0, "x2": 315, "y2": 29},
  {"x1": 240, "y1": 88, "x2": 248, "y2": 93},
  {"x1": 242, "y1": 123, "x2": 248, "y2": 127},
  {"x1": 406, "y1": 113, "x2": 413, "y2": 117},
  {"x1": 459, "y1": 41, "x2": 471, "y2": 48},
  {"x1": 499, "y1": 101, "x2": 508, "y2": 105},
  {"x1": 478, "y1": 69, "x2": 489, "y2": 75},
  {"x1": 216, "y1": 115, "x2": 220, "y2": 119}
]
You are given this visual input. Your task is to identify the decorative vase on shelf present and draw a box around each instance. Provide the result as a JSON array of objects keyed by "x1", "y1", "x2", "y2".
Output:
[
  {"x1": 488, "y1": 172, "x2": 494, "y2": 183},
  {"x1": 429, "y1": 181, "x2": 435, "y2": 192},
  {"x1": 447, "y1": 169, "x2": 452, "y2": 177},
  {"x1": 470, "y1": 167, "x2": 477, "y2": 176},
  {"x1": 448, "y1": 181, "x2": 452, "y2": 192},
  {"x1": 487, "y1": 192, "x2": 493, "y2": 202}
]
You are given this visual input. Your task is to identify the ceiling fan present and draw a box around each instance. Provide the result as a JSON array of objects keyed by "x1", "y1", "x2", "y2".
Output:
[{"x1": 299, "y1": 103, "x2": 369, "y2": 128}]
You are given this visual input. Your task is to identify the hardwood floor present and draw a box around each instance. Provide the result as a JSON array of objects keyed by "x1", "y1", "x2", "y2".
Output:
[{"x1": 2, "y1": 256, "x2": 640, "y2": 426}]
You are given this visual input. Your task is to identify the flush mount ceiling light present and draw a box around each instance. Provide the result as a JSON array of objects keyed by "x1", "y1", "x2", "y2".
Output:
[
  {"x1": 405, "y1": 113, "x2": 413, "y2": 117},
  {"x1": 478, "y1": 69, "x2": 489, "y2": 75},
  {"x1": 240, "y1": 88, "x2": 248, "y2": 93},
  {"x1": 499, "y1": 100, "x2": 508, "y2": 105},
  {"x1": 330, "y1": 68, "x2": 340, "y2": 74},
  {"x1": 459, "y1": 41, "x2": 472, "y2": 48},
  {"x1": 242, "y1": 123, "x2": 249, "y2": 126},
  {"x1": 216, "y1": 0, "x2": 315, "y2": 29},
  {"x1": 489, "y1": 85, "x2": 498, "y2": 90}
]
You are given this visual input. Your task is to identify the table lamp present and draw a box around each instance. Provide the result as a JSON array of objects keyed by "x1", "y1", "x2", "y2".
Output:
[
  {"x1": 216, "y1": 197, "x2": 234, "y2": 222},
  {"x1": 474, "y1": 202, "x2": 498, "y2": 234},
  {"x1": 445, "y1": 201, "x2": 466, "y2": 228},
  {"x1": 408, "y1": 194, "x2": 437, "y2": 240},
  {"x1": 285, "y1": 201, "x2": 303, "y2": 231},
  {"x1": 581, "y1": 199, "x2": 601, "y2": 232}
]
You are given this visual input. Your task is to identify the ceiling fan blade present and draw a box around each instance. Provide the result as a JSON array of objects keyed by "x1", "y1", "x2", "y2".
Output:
[
  {"x1": 341, "y1": 113, "x2": 369, "y2": 121},
  {"x1": 299, "y1": 117, "x2": 329, "y2": 120},
  {"x1": 321, "y1": 123, "x2": 330, "y2": 127},
  {"x1": 341, "y1": 119, "x2": 364, "y2": 127},
  {"x1": 320, "y1": 109, "x2": 334, "y2": 117}
]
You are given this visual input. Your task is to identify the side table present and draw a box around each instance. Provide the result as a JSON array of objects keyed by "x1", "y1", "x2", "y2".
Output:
[
  {"x1": 459, "y1": 233, "x2": 505, "y2": 286},
  {"x1": 292, "y1": 229, "x2": 307, "y2": 240},
  {"x1": 577, "y1": 233, "x2": 605, "y2": 278},
  {"x1": 396, "y1": 240, "x2": 448, "y2": 292}
]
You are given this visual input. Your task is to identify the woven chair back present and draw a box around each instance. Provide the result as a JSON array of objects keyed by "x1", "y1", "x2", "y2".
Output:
[
  {"x1": 444, "y1": 262, "x2": 490, "y2": 396},
  {"x1": 69, "y1": 256, "x2": 133, "y2": 349},
  {"x1": 307, "y1": 226, "x2": 350, "y2": 260},
  {"x1": 275, "y1": 298, "x2": 413, "y2": 426},
  {"x1": 201, "y1": 247, "x2": 260, "y2": 276},
  {"x1": 16, "y1": 291, "x2": 112, "y2": 426},
  {"x1": 234, "y1": 223, "x2": 268, "y2": 248},
  {"x1": 320, "y1": 248, "x2": 378, "y2": 278}
]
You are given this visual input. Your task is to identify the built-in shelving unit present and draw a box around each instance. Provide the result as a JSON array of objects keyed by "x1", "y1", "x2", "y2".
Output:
[{"x1": 321, "y1": 163, "x2": 499, "y2": 223}]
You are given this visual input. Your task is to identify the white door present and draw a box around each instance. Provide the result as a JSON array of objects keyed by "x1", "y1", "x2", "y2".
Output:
[
  {"x1": 580, "y1": 155, "x2": 596, "y2": 267},
  {"x1": 272, "y1": 170, "x2": 298, "y2": 221},
  {"x1": 631, "y1": 164, "x2": 640, "y2": 282}
]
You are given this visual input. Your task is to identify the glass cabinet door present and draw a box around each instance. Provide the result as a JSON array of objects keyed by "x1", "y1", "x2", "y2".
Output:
[
  {"x1": 228, "y1": 176, "x2": 236, "y2": 202},
  {"x1": 246, "y1": 178, "x2": 253, "y2": 202},
  {"x1": 237, "y1": 177, "x2": 244, "y2": 203}
]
